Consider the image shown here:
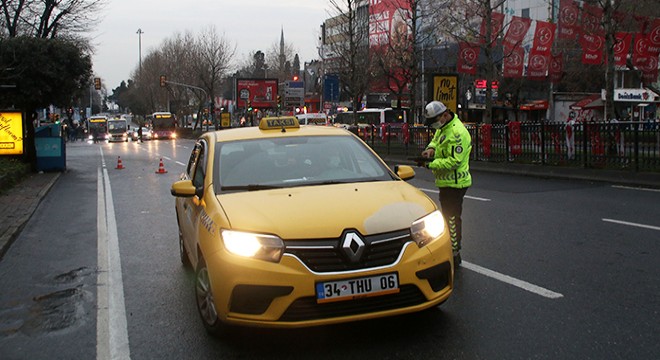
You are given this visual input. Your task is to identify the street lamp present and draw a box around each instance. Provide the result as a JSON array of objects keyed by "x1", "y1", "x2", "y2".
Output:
[{"x1": 136, "y1": 29, "x2": 144, "y2": 76}]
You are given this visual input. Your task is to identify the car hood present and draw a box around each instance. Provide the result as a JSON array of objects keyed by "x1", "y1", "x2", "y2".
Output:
[{"x1": 217, "y1": 181, "x2": 435, "y2": 239}]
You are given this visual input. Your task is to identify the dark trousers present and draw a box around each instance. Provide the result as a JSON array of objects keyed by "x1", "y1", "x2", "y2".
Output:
[{"x1": 438, "y1": 187, "x2": 468, "y2": 253}]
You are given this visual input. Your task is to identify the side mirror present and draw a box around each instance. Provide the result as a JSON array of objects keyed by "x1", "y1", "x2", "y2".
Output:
[
  {"x1": 395, "y1": 165, "x2": 415, "y2": 180},
  {"x1": 170, "y1": 180, "x2": 196, "y2": 197}
]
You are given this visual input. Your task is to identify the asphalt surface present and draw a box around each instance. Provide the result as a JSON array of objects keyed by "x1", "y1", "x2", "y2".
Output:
[{"x1": 1, "y1": 152, "x2": 659, "y2": 261}]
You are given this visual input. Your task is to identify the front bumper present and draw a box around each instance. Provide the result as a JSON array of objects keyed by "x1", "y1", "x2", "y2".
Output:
[{"x1": 205, "y1": 233, "x2": 453, "y2": 328}]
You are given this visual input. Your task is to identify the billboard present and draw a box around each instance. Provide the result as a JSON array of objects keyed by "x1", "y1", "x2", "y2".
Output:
[
  {"x1": 428, "y1": 75, "x2": 458, "y2": 114},
  {"x1": 235, "y1": 78, "x2": 278, "y2": 108},
  {"x1": 0, "y1": 111, "x2": 24, "y2": 155}
]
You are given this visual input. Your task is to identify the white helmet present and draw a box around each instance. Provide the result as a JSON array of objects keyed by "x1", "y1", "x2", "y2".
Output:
[{"x1": 424, "y1": 101, "x2": 447, "y2": 118}]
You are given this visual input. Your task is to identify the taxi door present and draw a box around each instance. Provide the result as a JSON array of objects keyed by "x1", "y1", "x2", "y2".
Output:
[{"x1": 178, "y1": 140, "x2": 209, "y2": 267}]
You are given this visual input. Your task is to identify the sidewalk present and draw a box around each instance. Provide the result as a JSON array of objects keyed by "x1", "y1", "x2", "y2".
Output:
[
  {"x1": 0, "y1": 171, "x2": 60, "y2": 260},
  {"x1": 1, "y1": 160, "x2": 659, "y2": 261}
]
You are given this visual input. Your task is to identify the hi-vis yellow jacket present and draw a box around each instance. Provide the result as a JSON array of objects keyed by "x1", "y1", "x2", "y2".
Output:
[{"x1": 426, "y1": 114, "x2": 472, "y2": 188}]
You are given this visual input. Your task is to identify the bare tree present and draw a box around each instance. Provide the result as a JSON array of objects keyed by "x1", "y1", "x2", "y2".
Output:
[
  {"x1": 327, "y1": 0, "x2": 372, "y2": 122},
  {"x1": 1, "y1": 0, "x2": 105, "y2": 38}
]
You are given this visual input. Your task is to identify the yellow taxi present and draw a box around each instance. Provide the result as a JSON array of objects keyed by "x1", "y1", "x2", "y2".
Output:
[{"x1": 171, "y1": 116, "x2": 454, "y2": 334}]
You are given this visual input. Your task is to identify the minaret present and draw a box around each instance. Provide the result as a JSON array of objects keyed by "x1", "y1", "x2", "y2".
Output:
[{"x1": 279, "y1": 27, "x2": 286, "y2": 71}]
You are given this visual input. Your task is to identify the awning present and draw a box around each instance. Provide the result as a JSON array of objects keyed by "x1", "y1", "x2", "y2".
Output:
[
  {"x1": 570, "y1": 94, "x2": 604, "y2": 110},
  {"x1": 519, "y1": 100, "x2": 548, "y2": 111}
]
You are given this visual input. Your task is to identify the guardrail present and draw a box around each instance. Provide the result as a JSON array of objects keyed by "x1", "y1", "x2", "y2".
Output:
[{"x1": 358, "y1": 121, "x2": 660, "y2": 173}]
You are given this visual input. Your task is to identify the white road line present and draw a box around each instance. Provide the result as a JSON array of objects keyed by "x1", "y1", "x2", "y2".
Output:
[
  {"x1": 161, "y1": 156, "x2": 172, "y2": 161},
  {"x1": 421, "y1": 188, "x2": 491, "y2": 202},
  {"x1": 602, "y1": 218, "x2": 660, "y2": 231},
  {"x1": 461, "y1": 261, "x2": 564, "y2": 299},
  {"x1": 175, "y1": 161, "x2": 186, "y2": 167},
  {"x1": 611, "y1": 185, "x2": 660, "y2": 193},
  {"x1": 97, "y1": 149, "x2": 131, "y2": 360}
]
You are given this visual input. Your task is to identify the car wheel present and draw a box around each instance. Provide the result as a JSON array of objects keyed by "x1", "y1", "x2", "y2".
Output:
[
  {"x1": 178, "y1": 226, "x2": 192, "y2": 269},
  {"x1": 195, "y1": 256, "x2": 224, "y2": 335}
]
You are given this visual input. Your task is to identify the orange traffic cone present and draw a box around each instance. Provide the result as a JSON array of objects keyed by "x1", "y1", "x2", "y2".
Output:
[
  {"x1": 116, "y1": 156, "x2": 125, "y2": 169},
  {"x1": 155, "y1": 158, "x2": 168, "y2": 174}
]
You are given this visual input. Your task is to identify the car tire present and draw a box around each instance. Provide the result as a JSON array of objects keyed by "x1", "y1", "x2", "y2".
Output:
[
  {"x1": 195, "y1": 256, "x2": 224, "y2": 335},
  {"x1": 178, "y1": 225, "x2": 192, "y2": 269}
]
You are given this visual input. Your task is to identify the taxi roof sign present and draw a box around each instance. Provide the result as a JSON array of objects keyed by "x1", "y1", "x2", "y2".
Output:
[{"x1": 259, "y1": 116, "x2": 300, "y2": 130}]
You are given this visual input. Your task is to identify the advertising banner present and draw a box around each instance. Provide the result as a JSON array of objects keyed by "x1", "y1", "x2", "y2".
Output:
[
  {"x1": 429, "y1": 75, "x2": 458, "y2": 113},
  {"x1": 235, "y1": 79, "x2": 278, "y2": 108},
  {"x1": 0, "y1": 111, "x2": 24, "y2": 155}
]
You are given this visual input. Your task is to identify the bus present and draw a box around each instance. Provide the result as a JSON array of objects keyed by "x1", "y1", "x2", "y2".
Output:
[
  {"x1": 147, "y1": 112, "x2": 177, "y2": 139},
  {"x1": 333, "y1": 108, "x2": 409, "y2": 139},
  {"x1": 87, "y1": 115, "x2": 108, "y2": 142},
  {"x1": 107, "y1": 117, "x2": 128, "y2": 142}
]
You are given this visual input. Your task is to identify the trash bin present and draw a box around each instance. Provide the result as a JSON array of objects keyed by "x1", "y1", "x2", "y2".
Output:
[{"x1": 35, "y1": 123, "x2": 66, "y2": 172}]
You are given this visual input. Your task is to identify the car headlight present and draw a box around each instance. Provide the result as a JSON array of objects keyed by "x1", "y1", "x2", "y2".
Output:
[
  {"x1": 221, "y1": 229, "x2": 284, "y2": 262},
  {"x1": 410, "y1": 210, "x2": 445, "y2": 247}
]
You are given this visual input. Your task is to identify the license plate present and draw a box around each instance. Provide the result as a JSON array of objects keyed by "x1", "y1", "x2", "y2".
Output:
[{"x1": 316, "y1": 273, "x2": 399, "y2": 303}]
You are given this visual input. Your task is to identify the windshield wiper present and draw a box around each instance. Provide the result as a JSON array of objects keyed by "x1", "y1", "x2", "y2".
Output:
[{"x1": 221, "y1": 184, "x2": 282, "y2": 191}]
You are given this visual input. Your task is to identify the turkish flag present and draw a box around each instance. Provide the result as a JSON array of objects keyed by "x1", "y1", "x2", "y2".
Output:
[
  {"x1": 503, "y1": 16, "x2": 531, "y2": 51},
  {"x1": 457, "y1": 42, "x2": 479, "y2": 74},
  {"x1": 558, "y1": 0, "x2": 580, "y2": 39}
]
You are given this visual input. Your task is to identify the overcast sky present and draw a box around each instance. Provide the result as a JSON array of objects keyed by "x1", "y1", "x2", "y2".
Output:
[{"x1": 91, "y1": 0, "x2": 330, "y2": 91}]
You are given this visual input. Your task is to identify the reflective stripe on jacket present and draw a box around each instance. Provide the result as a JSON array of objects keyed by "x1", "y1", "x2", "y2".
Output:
[{"x1": 426, "y1": 114, "x2": 472, "y2": 188}]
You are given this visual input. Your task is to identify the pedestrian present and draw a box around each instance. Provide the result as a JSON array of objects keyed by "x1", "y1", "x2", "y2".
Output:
[
  {"x1": 420, "y1": 101, "x2": 472, "y2": 267},
  {"x1": 137, "y1": 126, "x2": 143, "y2": 143}
]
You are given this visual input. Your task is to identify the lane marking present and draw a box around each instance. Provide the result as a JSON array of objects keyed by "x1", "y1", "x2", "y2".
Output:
[
  {"x1": 421, "y1": 188, "x2": 491, "y2": 202},
  {"x1": 97, "y1": 149, "x2": 131, "y2": 360},
  {"x1": 602, "y1": 218, "x2": 660, "y2": 231},
  {"x1": 175, "y1": 161, "x2": 186, "y2": 167},
  {"x1": 612, "y1": 185, "x2": 660, "y2": 193},
  {"x1": 462, "y1": 261, "x2": 564, "y2": 299},
  {"x1": 161, "y1": 155, "x2": 172, "y2": 161}
]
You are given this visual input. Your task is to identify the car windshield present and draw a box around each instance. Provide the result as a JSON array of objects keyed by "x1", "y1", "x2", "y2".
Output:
[{"x1": 214, "y1": 135, "x2": 394, "y2": 193}]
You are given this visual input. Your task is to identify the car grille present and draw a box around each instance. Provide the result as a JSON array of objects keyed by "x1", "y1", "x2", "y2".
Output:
[
  {"x1": 283, "y1": 229, "x2": 411, "y2": 273},
  {"x1": 278, "y1": 285, "x2": 426, "y2": 322}
]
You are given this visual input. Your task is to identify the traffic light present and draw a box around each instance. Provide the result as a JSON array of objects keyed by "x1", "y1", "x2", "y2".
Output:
[
  {"x1": 159, "y1": 75, "x2": 167, "y2": 87},
  {"x1": 247, "y1": 100, "x2": 252, "y2": 111},
  {"x1": 277, "y1": 95, "x2": 281, "y2": 108},
  {"x1": 94, "y1": 77, "x2": 101, "y2": 90}
]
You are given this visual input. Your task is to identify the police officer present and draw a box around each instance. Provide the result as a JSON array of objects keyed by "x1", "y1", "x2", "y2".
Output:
[{"x1": 421, "y1": 101, "x2": 472, "y2": 267}]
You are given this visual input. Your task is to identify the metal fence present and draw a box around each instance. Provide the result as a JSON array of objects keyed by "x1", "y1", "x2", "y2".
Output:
[{"x1": 359, "y1": 121, "x2": 660, "y2": 173}]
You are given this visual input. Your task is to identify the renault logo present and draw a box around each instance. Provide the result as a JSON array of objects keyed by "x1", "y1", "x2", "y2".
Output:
[{"x1": 342, "y1": 232, "x2": 365, "y2": 263}]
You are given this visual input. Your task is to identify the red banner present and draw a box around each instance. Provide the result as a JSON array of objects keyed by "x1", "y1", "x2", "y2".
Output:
[
  {"x1": 549, "y1": 53, "x2": 564, "y2": 84},
  {"x1": 503, "y1": 47, "x2": 525, "y2": 78},
  {"x1": 648, "y1": 18, "x2": 660, "y2": 47},
  {"x1": 531, "y1": 21, "x2": 556, "y2": 56},
  {"x1": 235, "y1": 78, "x2": 278, "y2": 108},
  {"x1": 457, "y1": 42, "x2": 479, "y2": 75},
  {"x1": 503, "y1": 16, "x2": 532, "y2": 51},
  {"x1": 508, "y1": 121, "x2": 522, "y2": 156},
  {"x1": 632, "y1": 33, "x2": 653, "y2": 68},
  {"x1": 613, "y1": 32, "x2": 632, "y2": 66},
  {"x1": 580, "y1": 34, "x2": 604, "y2": 65},
  {"x1": 480, "y1": 12, "x2": 505, "y2": 46},
  {"x1": 558, "y1": 0, "x2": 580, "y2": 39},
  {"x1": 481, "y1": 124, "x2": 492, "y2": 158},
  {"x1": 527, "y1": 52, "x2": 549, "y2": 81},
  {"x1": 581, "y1": 3, "x2": 604, "y2": 36}
]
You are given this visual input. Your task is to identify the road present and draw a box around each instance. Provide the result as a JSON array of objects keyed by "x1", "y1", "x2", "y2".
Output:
[{"x1": 0, "y1": 138, "x2": 658, "y2": 359}]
